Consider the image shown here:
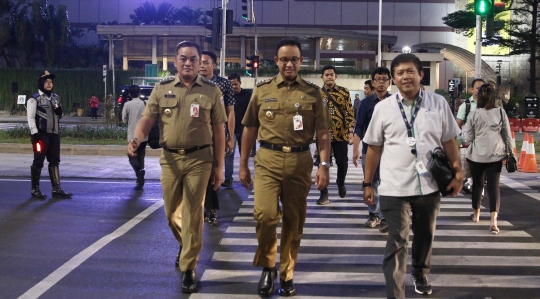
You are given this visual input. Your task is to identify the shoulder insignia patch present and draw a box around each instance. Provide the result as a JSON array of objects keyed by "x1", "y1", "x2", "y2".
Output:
[
  {"x1": 160, "y1": 78, "x2": 175, "y2": 85},
  {"x1": 256, "y1": 78, "x2": 273, "y2": 87},
  {"x1": 201, "y1": 77, "x2": 216, "y2": 86},
  {"x1": 32, "y1": 93, "x2": 40, "y2": 98},
  {"x1": 302, "y1": 79, "x2": 320, "y2": 89}
]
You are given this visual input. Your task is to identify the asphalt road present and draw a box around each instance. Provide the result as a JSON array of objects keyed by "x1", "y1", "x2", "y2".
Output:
[{"x1": 1, "y1": 151, "x2": 540, "y2": 299}]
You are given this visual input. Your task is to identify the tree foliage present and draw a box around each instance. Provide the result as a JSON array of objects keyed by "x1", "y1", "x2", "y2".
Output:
[
  {"x1": 442, "y1": 0, "x2": 539, "y2": 94},
  {"x1": 130, "y1": 2, "x2": 207, "y2": 26}
]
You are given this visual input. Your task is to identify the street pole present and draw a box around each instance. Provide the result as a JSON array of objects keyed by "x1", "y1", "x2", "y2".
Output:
[
  {"x1": 377, "y1": 0, "x2": 382, "y2": 67},
  {"x1": 220, "y1": 0, "x2": 228, "y2": 77},
  {"x1": 474, "y1": 15, "x2": 482, "y2": 78},
  {"x1": 253, "y1": 0, "x2": 258, "y2": 84}
]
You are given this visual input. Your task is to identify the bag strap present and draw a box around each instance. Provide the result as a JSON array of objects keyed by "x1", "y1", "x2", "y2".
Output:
[{"x1": 499, "y1": 108, "x2": 511, "y2": 156}]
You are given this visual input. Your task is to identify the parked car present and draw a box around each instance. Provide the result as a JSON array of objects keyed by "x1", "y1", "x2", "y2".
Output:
[{"x1": 116, "y1": 85, "x2": 154, "y2": 125}]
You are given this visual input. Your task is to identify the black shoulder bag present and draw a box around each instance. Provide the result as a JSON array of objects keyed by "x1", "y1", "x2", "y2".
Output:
[{"x1": 429, "y1": 147, "x2": 455, "y2": 196}]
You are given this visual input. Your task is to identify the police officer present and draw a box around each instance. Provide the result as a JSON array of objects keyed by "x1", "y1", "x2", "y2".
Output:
[
  {"x1": 127, "y1": 41, "x2": 227, "y2": 294},
  {"x1": 27, "y1": 70, "x2": 72, "y2": 199},
  {"x1": 239, "y1": 39, "x2": 331, "y2": 297}
]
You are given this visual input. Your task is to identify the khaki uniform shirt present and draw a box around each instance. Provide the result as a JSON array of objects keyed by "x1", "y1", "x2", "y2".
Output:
[
  {"x1": 242, "y1": 75, "x2": 330, "y2": 146},
  {"x1": 142, "y1": 75, "x2": 227, "y2": 149}
]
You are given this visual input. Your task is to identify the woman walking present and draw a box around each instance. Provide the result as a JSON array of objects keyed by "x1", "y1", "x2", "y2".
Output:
[{"x1": 464, "y1": 83, "x2": 515, "y2": 234}]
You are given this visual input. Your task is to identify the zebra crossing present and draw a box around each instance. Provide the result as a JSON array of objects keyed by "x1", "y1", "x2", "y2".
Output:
[{"x1": 195, "y1": 156, "x2": 540, "y2": 298}]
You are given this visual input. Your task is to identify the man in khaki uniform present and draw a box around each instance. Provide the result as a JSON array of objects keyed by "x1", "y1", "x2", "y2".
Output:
[
  {"x1": 127, "y1": 41, "x2": 227, "y2": 294},
  {"x1": 239, "y1": 39, "x2": 331, "y2": 297}
]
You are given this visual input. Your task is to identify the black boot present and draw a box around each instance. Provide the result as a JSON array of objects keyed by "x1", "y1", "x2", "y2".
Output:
[
  {"x1": 181, "y1": 269, "x2": 198, "y2": 293},
  {"x1": 30, "y1": 166, "x2": 46, "y2": 199},
  {"x1": 258, "y1": 267, "x2": 277, "y2": 297},
  {"x1": 49, "y1": 166, "x2": 73, "y2": 198},
  {"x1": 278, "y1": 279, "x2": 296, "y2": 297}
]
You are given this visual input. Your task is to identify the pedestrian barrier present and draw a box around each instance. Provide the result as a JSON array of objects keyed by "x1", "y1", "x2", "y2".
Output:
[
  {"x1": 521, "y1": 135, "x2": 538, "y2": 173},
  {"x1": 521, "y1": 118, "x2": 539, "y2": 133},
  {"x1": 508, "y1": 118, "x2": 521, "y2": 132},
  {"x1": 518, "y1": 133, "x2": 528, "y2": 170}
]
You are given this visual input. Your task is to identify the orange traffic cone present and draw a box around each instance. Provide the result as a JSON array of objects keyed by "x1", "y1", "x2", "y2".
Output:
[
  {"x1": 511, "y1": 131, "x2": 517, "y2": 155},
  {"x1": 522, "y1": 135, "x2": 537, "y2": 173},
  {"x1": 518, "y1": 133, "x2": 529, "y2": 170}
]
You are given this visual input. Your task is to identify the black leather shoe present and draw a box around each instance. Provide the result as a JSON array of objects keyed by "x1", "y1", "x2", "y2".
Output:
[
  {"x1": 278, "y1": 279, "x2": 296, "y2": 297},
  {"x1": 174, "y1": 246, "x2": 182, "y2": 267},
  {"x1": 338, "y1": 185, "x2": 346, "y2": 198},
  {"x1": 258, "y1": 267, "x2": 277, "y2": 298},
  {"x1": 181, "y1": 269, "x2": 197, "y2": 293}
]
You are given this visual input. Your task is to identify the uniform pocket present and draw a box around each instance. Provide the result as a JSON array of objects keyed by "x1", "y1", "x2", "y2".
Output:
[{"x1": 160, "y1": 98, "x2": 179, "y2": 124}]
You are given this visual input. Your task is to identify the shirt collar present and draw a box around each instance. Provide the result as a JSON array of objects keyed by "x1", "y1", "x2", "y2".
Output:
[
  {"x1": 276, "y1": 74, "x2": 301, "y2": 87},
  {"x1": 173, "y1": 75, "x2": 203, "y2": 87},
  {"x1": 469, "y1": 95, "x2": 477, "y2": 103},
  {"x1": 396, "y1": 89, "x2": 423, "y2": 106}
]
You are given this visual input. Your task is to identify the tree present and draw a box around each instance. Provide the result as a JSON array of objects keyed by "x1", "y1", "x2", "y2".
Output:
[
  {"x1": 130, "y1": 2, "x2": 176, "y2": 25},
  {"x1": 443, "y1": 0, "x2": 540, "y2": 95}
]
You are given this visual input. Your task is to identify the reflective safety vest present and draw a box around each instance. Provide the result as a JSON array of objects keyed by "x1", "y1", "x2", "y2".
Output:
[{"x1": 33, "y1": 92, "x2": 60, "y2": 134}]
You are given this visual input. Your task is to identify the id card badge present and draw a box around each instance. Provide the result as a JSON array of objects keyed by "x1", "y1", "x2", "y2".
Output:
[
  {"x1": 293, "y1": 115, "x2": 303, "y2": 131},
  {"x1": 415, "y1": 160, "x2": 428, "y2": 176},
  {"x1": 190, "y1": 103, "x2": 199, "y2": 117}
]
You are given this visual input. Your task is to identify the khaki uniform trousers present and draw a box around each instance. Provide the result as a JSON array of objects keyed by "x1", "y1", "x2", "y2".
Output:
[
  {"x1": 160, "y1": 148, "x2": 212, "y2": 271},
  {"x1": 252, "y1": 148, "x2": 313, "y2": 281}
]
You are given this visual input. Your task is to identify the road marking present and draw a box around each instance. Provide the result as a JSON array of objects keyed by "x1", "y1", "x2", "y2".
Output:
[
  {"x1": 212, "y1": 252, "x2": 540, "y2": 266},
  {"x1": 501, "y1": 175, "x2": 540, "y2": 202},
  {"x1": 17, "y1": 200, "x2": 163, "y2": 299},
  {"x1": 0, "y1": 178, "x2": 161, "y2": 185},
  {"x1": 200, "y1": 270, "x2": 540, "y2": 288},
  {"x1": 237, "y1": 207, "x2": 477, "y2": 217}
]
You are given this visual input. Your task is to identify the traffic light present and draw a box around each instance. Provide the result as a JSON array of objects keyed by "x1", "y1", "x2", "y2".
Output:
[
  {"x1": 474, "y1": 0, "x2": 493, "y2": 16},
  {"x1": 205, "y1": 8, "x2": 221, "y2": 50},
  {"x1": 242, "y1": 0, "x2": 252, "y2": 22},
  {"x1": 246, "y1": 55, "x2": 259, "y2": 77},
  {"x1": 485, "y1": 2, "x2": 505, "y2": 38}
]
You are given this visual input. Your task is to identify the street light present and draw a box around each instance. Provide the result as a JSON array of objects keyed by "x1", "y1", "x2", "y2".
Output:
[{"x1": 402, "y1": 46, "x2": 411, "y2": 53}]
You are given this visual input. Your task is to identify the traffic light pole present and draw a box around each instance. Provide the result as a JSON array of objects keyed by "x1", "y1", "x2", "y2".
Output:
[
  {"x1": 219, "y1": 0, "x2": 228, "y2": 77},
  {"x1": 474, "y1": 15, "x2": 482, "y2": 78}
]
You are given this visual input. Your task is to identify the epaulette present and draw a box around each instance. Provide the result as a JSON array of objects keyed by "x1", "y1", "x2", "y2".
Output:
[
  {"x1": 160, "y1": 78, "x2": 175, "y2": 85},
  {"x1": 302, "y1": 79, "x2": 320, "y2": 89},
  {"x1": 32, "y1": 93, "x2": 40, "y2": 98},
  {"x1": 201, "y1": 76, "x2": 216, "y2": 86},
  {"x1": 256, "y1": 78, "x2": 273, "y2": 87}
]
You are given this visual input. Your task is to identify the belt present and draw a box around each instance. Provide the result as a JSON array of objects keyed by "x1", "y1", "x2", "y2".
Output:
[
  {"x1": 163, "y1": 144, "x2": 210, "y2": 155},
  {"x1": 260, "y1": 141, "x2": 310, "y2": 153}
]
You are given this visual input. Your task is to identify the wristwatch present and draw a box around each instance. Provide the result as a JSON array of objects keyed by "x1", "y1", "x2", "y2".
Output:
[
  {"x1": 362, "y1": 181, "x2": 372, "y2": 188},
  {"x1": 320, "y1": 162, "x2": 330, "y2": 168}
]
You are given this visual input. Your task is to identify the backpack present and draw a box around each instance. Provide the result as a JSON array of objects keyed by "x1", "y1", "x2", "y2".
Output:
[{"x1": 143, "y1": 100, "x2": 162, "y2": 149}]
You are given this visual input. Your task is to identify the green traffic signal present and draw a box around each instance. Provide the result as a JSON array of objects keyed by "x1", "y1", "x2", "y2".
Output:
[{"x1": 474, "y1": 0, "x2": 494, "y2": 16}]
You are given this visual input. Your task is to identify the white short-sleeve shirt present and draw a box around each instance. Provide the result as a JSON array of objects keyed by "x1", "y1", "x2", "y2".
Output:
[{"x1": 363, "y1": 90, "x2": 461, "y2": 197}]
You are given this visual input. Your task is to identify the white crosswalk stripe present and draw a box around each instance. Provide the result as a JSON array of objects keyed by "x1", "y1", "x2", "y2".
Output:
[{"x1": 200, "y1": 151, "x2": 540, "y2": 297}]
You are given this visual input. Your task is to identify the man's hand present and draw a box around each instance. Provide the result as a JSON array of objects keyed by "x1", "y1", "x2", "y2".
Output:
[
  {"x1": 363, "y1": 186, "x2": 375, "y2": 206},
  {"x1": 446, "y1": 171, "x2": 464, "y2": 197},
  {"x1": 127, "y1": 139, "x2": 140, "y2": 157},
  {"x1": 352, "y1": 148, "x2": 360, "y2": 168},
  {"x1": 226, "y1": 138, "x2": 234, "y2": 156},
  {"x1": 211, "y1": 168, "x2": 223, "y2": 191},
  {"x1": 314, "y1": 167, "x2": 329, "y2": 190},
  {"x1": 239, "y1": 166, "x2": 252, "y2": 189},
  {"x1": 348, "y1": 133, "x2": 354, "y2": 145}
]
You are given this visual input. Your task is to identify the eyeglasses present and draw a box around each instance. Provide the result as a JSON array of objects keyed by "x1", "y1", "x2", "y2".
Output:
[
  {"x1": 374, "y1": 78, "x2": 390, "y2": 83},
  {"x1": 278, "y1": 57, "x2": 301, "y2": 64}
]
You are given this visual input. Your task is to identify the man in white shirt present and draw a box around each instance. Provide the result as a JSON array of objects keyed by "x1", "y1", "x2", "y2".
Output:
[{"x1": 362, "y1": 53, "x2": 463, "y2": 298}]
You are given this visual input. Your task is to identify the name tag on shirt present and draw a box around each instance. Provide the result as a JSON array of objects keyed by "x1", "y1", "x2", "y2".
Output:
[
  {"x1": 190, "y1": 104, "x2": 199, "y2": 117},
  {"x1": 293, "y1": 115, "x2": 303, "y2": 131},
  {"x1": 415, "y1": 161, "x2": 428, "y2": 176}
]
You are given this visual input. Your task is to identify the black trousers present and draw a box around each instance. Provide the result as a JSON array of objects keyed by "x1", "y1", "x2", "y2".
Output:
[
  {"x1": 468, "y1": 159, "x2": 502, "y2": 213},
  {"x1": 32, "y1": 133, "x2": 60, "y2": 169},
  {"x1": 128, "y1": 141, "x2": 147, "y2": 175},
  {"x1": 380, "y1": 191, "x2": 441, "y2": 299},
  {"x1": 91, "y1": 107, "x2": 98, "y2": 119},
  {"x1": 331, "y1": 141, "x2": 349, "y2": 186}
]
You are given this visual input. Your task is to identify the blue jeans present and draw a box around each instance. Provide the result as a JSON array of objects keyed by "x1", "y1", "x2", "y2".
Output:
[
  {"x1": 224, "y1": 134, "x2": 237, "y2": 180},
  {"x1": 361, "y1": 152, "x2": 383, "y2": 220}
]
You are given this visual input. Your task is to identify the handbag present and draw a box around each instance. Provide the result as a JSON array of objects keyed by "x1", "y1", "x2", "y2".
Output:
[
  {"x1": 429, "y1": 147, "x2": 455, "y2": 196},
  {"x1": 499, "y1": 109, "x2": 517, "y2": 172}
]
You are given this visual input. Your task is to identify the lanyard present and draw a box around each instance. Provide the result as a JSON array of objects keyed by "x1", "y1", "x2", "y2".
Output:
[{"x1": 397, "y1": 96, "x2": 422, "y2": 138}]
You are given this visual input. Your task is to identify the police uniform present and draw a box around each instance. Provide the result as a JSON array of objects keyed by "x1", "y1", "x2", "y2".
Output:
[
  {"x1": 142, "y1": 75, "x2": 227, "y2": 271},
  {"x1": 27, "y1": 71, "x2": 72, "y2": 199},
  {"x1": 242, "y1": 75, "x2": 331, "y2": 281}
]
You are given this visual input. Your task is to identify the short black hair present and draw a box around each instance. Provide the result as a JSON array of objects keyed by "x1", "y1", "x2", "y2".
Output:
[
  {"x1": 364, "y1": 80, "x2": 374, "y2": 90},
  {"x1": 321, "y1": 65, "x2": 336, "y2": 75},
  {"x1": 128, "y1": 85, "x2": 141, "y2": 98},
  {"x1": 471, "y1": 78, "x2": 485, "y2": 88},
  {"x1": 275, "y1": 39, "x2": 302, "y2": 56},
  {"x1": 202, "y1": 50, "x2": 218, "y2": 64},
  {"x1": 228, "y1": 73, "x2": 241, "y2": 81},
  {"x1": 390, "y1": 53, "x2": 423, "y2": 77},
  {"x1": 371, "y1": 67, "x2": 391, "y2": 81},
  {"x1": 175, "y1": 41, "x2": 202, "y2": 57}
]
